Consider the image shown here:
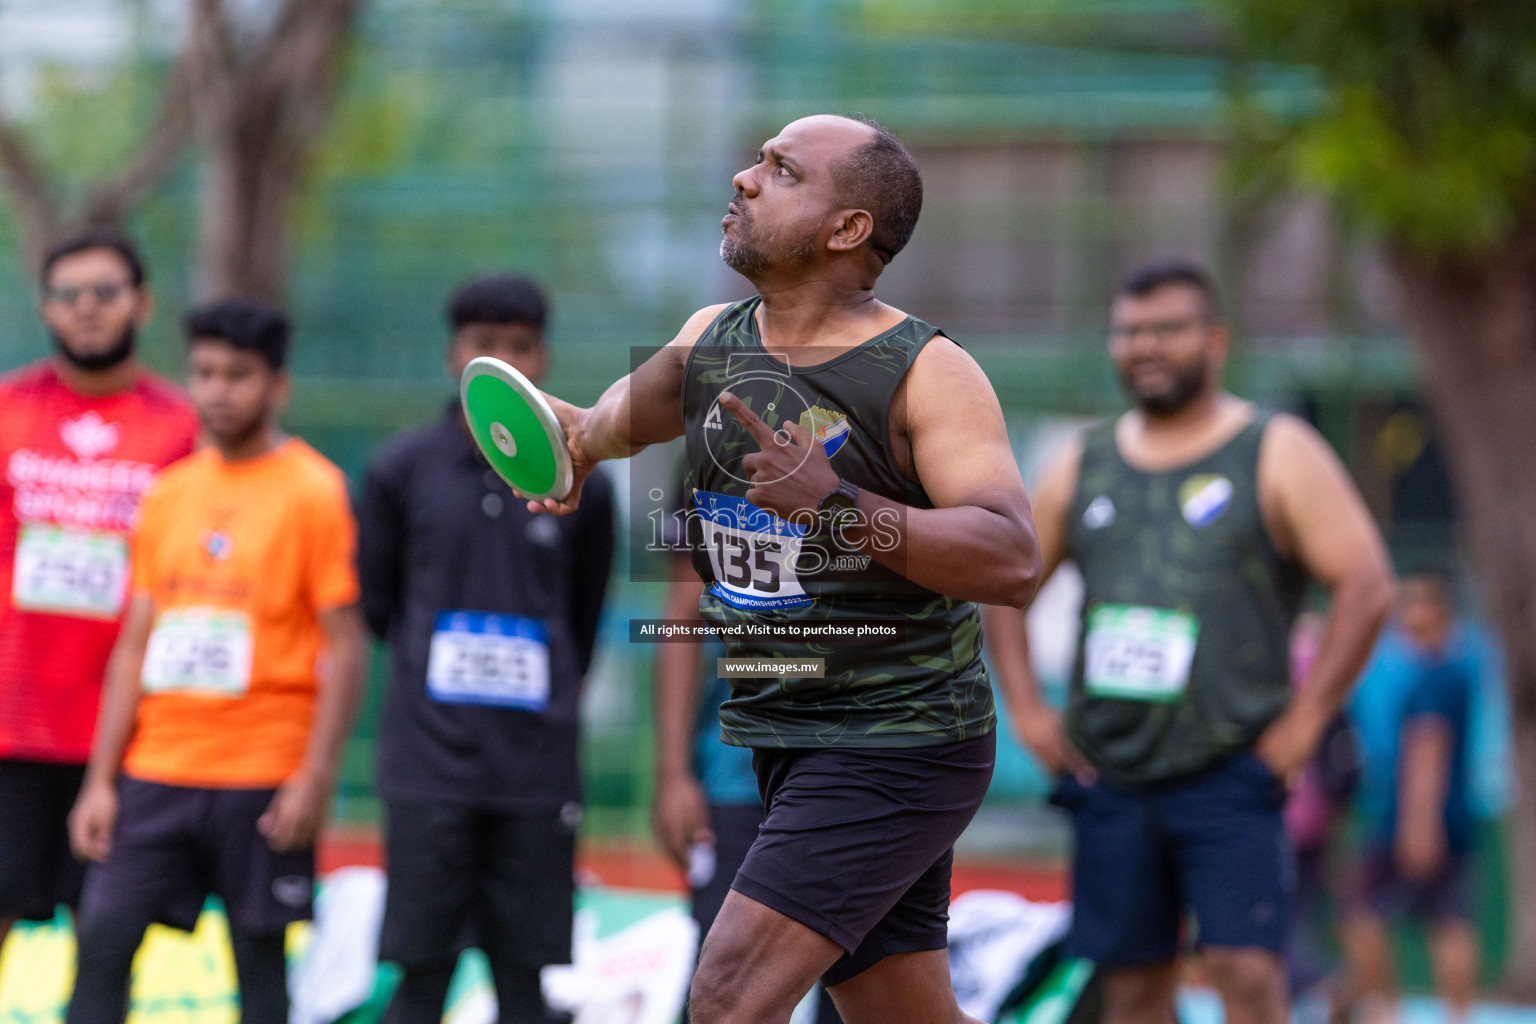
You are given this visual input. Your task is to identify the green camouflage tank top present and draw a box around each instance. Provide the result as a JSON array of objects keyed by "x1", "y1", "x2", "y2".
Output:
[
  {"x1": 681, "y1": 299, "x2": 994, "y2": 749},
  {"x1": 1065, "y1": 412, "x2": 1307, "y2": 786}
]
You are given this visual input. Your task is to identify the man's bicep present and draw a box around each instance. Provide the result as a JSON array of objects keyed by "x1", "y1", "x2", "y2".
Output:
[
  {"x1": 1266, "y1": 417, "x2": 1387, "y2": 588},
  {"x1": 626, "y1": 304, "x2": 730, "y2": 443},
  {"x1": 306, "y1": 488, "x2": 363, "y2": 613},
  {"x1": 1029, "y1": 438, "x2": 1083, "y2": 583},
  {"x1": 906, "y1": 340, "x2": 1028, "y2": 512}
]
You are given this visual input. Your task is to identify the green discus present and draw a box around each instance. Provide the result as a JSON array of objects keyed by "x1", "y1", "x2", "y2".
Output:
[{"x1": 459, "y1": 356, "x2": 573, "y2": 502}]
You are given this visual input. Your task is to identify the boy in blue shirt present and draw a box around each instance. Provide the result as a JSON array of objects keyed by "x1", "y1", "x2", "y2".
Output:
[{"x1": 1342, "y1": 573, "x2": 1478, "y2": 1024}]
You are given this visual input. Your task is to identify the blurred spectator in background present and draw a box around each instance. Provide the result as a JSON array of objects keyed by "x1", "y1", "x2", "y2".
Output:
[
  {"x1": 358, "y1": 274, "x2": 614, "y2": 1024},
  {"x1": 1341, "y1": 573, "x2": 1478, "y2": 1024},
  {"x1": 987, "y1": 260, "x2": 1395, "y2": 1024},
  {"x1": 65, "y1": 298, "x2": 366, "y2": 1024},
  {"x1": 0, "y1": 230, "x2": 196, "y2": 980}
]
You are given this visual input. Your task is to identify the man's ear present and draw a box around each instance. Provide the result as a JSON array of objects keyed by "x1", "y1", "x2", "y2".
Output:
[
  {"x1": 132, "y1": 286, "x2": 156, "y2": 328},
  {"x1": 271, "y1": 368, "x2": 293, "y2": 411},
  {"x1": 825, "y1": 208, "x2": 874, "y2": 253},
  {"x1": 1207, "y1": 321, "x2": 1231, "y2": 380}
]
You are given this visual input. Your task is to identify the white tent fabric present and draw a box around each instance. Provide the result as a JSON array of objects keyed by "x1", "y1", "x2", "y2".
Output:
[
  {"x1": 289, "y1": 867, "x2": 388, "y2": 1024},
  {"x1": 947, "y1": 890, "x2": 1072, "y2": 1023}
]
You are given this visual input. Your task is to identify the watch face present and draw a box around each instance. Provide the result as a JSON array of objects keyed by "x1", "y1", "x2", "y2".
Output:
[{"x1": 819, "y1": 483, "x2": 857, "y2": 516}]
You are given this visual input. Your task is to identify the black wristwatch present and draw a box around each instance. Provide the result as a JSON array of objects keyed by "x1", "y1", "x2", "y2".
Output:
[{"x1": 817, "y1": 478, "x2": 859, "y2": 525}]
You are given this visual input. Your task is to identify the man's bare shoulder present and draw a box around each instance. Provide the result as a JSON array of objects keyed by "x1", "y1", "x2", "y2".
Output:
[
  {"x1": 640, "y1": 303, "x2": 736, "y2": 378},
  {"x1": 1031, "y1": 431, "x2": 1087, "y2": 519},
  {"x1": 667, "y1": 303, "x2": 736, "y2": 353},
  {"x1": 1259, "y1": 411, "x2": 1340, "y2": 476},
  {"x1": 906, "y1": 332, "x2": 991, "y2": 391}
]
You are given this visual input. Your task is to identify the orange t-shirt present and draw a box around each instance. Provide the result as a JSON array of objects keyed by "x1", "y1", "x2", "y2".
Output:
[{"x1": 124, "y1": 439, "x2": 359, "y2": 788}]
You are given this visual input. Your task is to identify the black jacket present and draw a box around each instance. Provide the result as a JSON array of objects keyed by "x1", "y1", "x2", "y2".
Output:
[{"x1": 358, "y1": 405, "x2": 615, "y2": 811}]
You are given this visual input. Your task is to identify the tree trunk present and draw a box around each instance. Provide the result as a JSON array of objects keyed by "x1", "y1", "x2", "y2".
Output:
[
  {"x1": 195, "y1": 98, "x2": 307, "y2": 302},
  {"x1": 1392, "y1": 220, "x2": 1536, "y2": 999},
  {"x1": 188, "y1": 0, "x2": 361, "y2": 302}
]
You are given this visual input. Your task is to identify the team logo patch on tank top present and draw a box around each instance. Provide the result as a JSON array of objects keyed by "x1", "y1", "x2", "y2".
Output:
[
  {"x1": 799, "y1": 405, "x2": 850, "y2": 458},
  {"x1": 1179, "y1": 474, "x2": 1234, "y2": 528}
]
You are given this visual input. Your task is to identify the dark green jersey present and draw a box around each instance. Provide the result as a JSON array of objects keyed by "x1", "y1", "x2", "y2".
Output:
[
  {"x1": 681, "y1": 299, "x2": 994, "y2": 750},
  {"x1": 1065, "y1": 413, "x2": 1306, "y2": 786}
]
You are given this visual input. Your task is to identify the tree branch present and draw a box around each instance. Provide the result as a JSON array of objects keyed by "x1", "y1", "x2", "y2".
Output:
[
  {"x1": 0, "y1": 115, "x2": 62, "y2": 269},
  {"x1": 81, "y1": 52, "x2": 197, "y2": 226},
  {"x1": 248, "y1": 0, "x2": 362, "y2": 139},
  {"x1": 183, "y1": 0, "x2": 242, "y2": 140}
]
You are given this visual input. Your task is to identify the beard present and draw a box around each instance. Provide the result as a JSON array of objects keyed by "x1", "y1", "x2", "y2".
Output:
[
  {"x1": 719, "y1": 206, "x2": 816, "y2": 278},
  {"x1": 51, "y1": 324, "x2": 136, "y2": 372},
  {"x1": 720, "y1": 234, "x2": 770, "y2": 277},
  {"x1": 1120, "y1": 355, "x2": 1210, "y2": 416}
]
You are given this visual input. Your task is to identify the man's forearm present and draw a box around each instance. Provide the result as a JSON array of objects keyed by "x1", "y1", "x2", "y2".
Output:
[
  {"x1": 576, "y1": 364, "x2": 688, "y2": 464},
  {"x1": 842, "y1": 490, "x2": 1041, "y2": 607},
  {"x1": 85, "y1": 640, "x2": 147, "y2": 788},
  {"x1": 1399, "y1": 722, "x2": 1452, "y2": 848},
  {"x1": 576, "y1": 379, "x2": 649, "y2": 463},
  {"x1": 981, "y1": 605, "x2": 1047, "y2": 713},
  {"x1": 1295, "y1": 562, "x2": 1396, "y2": 723}
]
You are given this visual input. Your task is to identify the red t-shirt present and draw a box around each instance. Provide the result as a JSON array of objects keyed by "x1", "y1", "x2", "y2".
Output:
[{"x1": 0, "y1": 361, "x2": 198, "y2": 763}]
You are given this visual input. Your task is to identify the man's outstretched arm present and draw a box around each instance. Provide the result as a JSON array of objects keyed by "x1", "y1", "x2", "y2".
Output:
[{"x1": 525, "y1": 304, "x2": 729, "y2": 515}]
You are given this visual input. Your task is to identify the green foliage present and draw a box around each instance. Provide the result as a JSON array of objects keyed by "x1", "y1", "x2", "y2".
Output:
[
  {"x1": 10, "y1": 60, "x2": 177, "y2": 207},
  {"x1": 1210, "y1": 0, "x2": 1536, "y2": 253}
]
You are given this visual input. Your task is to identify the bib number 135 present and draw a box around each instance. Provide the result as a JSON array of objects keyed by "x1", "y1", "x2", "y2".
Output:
[{"x1": 695, "y1": 490, "x2": 811, "y2": 611}]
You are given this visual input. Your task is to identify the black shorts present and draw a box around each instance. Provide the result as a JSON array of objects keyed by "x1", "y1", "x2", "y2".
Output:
[
  {"x1": 380, "y1": 801, "x2": 578, "y2": 970},
  {"x1": 78, "y1": 778, "x2": 314, "y2": 935},
  {"x1": 734, "y1": 732, "x2": 995, "y2": 987},
  {"x1": 0, "y1": 759, "x2": 87, "y2": 921}
]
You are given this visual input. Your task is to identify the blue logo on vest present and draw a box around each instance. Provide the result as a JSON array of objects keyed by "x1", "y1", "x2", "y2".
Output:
[{"x1": 1179, "y1": 474, "x2": 1233, "y2": 528}]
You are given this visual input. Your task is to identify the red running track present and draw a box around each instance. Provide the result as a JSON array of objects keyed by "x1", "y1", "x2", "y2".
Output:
[{"x1": 318, "y1": 828, "x2": 1068, "y2": 903}]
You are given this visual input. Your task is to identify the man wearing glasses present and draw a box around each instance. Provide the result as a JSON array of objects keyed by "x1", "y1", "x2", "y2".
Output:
[
  {"x1": 0, "y1": 230, "x2": 196, "y2": 967},
  {"x1": 986, "y1": 261, "x2": 1395, "y2": 1024}
]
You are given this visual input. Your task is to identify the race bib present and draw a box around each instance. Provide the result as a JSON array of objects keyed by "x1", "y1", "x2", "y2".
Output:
[
  {"x1": 695, "y1": 490, "x2": 812, "y2": 611},
  {"x1": 1084, "y1": 604, "x2": 1199, "y2": 702},
  {"x1": 142, "y1": 608, "x2": 254, "y2": 696},
  {"x1": 426, "y1": 611, "x2": 550, "y2": 710},
  {"x1": 11, "y1": 524, "x2": 130, "y2": 618}
]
